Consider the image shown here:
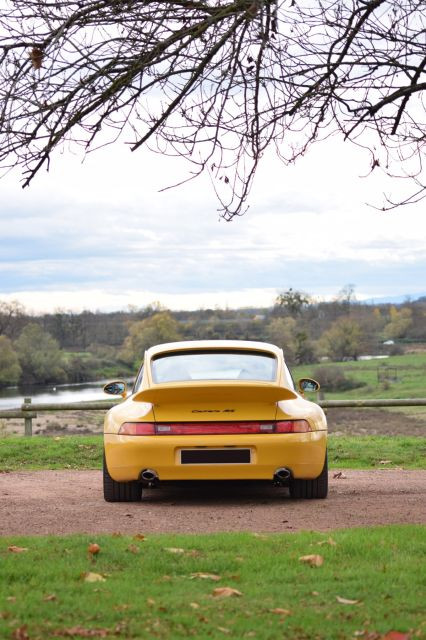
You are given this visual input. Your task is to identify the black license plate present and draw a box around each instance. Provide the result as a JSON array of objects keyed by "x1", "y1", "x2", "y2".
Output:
[{"x1": 180, "y1": 449, "x2": 251, "y2": 464}]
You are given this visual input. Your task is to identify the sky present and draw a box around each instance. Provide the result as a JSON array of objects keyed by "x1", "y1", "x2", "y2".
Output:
[{"x1": 1, "y1": 134, "x2": 425, "y2": 314}]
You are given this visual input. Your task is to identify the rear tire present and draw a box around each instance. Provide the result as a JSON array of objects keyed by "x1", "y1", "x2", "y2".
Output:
[
  {"x1": 289, "y1": 453, "x2": 328, "y2": 499},
  {"x1": 103, "y1": 452, "x2": 142, "y2": 502}
]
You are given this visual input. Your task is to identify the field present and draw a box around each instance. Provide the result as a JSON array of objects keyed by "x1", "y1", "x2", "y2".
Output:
[
  {"x1": 1, "y1": 527, "x2": 425, "y2": 640},
  {"x1": 293, "y1": 352, "x2": 426, "y2": 400}
]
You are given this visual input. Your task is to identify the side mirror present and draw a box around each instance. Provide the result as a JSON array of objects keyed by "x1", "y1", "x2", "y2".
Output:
[
  {"x1": 298, "y1": 378, "x2": 320, "y2": 394},
  {"x1": 103, "y1": 380, "x2": 128, "y2": 398}
]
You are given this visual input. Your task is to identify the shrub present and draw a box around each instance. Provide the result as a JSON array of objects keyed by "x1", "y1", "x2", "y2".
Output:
[{"x1": 312, "y1": 366, "x2": 365, "y2": 392}]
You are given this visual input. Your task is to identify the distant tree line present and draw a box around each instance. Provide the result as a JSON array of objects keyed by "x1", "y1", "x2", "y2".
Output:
[{"x1": 0, "y1": 291, "x2": 425, "y2": 387}]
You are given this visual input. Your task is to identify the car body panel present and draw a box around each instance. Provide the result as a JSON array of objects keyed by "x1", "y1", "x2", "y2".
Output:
[
  {"x1": 103, "y1": 340, "x2": 327, "y2": 483},
  {"x1": 104, "y1": 431, "x2": 327, "y2": 481},
  {"x1": 134, "y1": 380, "x2": 297, "y2": 405}
]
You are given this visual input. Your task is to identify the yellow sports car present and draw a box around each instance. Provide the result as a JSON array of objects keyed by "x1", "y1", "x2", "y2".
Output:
[{"x1": 103, "y1": 340, "x2": 328, "y2": 502}]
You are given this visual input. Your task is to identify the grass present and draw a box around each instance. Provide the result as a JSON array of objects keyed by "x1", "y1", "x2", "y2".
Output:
[
  {"x1": 293, "y1": 352, "x2": 426, "y2": 400},
  {"x1": 0, "y1": 435, "x2": 425, "y2": 471},
  {"x1": 0, "y1": 526, "x2": 424, "y2": 640}
]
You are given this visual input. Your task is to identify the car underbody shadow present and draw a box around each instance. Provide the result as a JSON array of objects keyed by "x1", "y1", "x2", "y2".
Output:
[{"x1": 141, "y1": 480, "x2": 291, "y2": 504}]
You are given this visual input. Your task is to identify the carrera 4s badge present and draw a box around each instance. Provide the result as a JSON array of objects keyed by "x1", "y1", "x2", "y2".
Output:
[{"x1": 192, "y1": 409, "x2": 236, "y2": 413}]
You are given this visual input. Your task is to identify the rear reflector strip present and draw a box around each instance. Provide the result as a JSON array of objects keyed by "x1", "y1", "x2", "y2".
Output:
[{"x1": 119, "y1": 420, "x2": 311, "y2": 435}]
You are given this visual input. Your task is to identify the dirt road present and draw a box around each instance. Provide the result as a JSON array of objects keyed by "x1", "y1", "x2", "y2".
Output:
[{"x1": 1, "y1": 470, "x2": 425, "y2": 536}]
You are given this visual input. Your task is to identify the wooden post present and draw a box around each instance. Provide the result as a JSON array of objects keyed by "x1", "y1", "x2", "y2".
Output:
[{"x1": 24, "y1": 397, "x2": 33, "y2": 437}]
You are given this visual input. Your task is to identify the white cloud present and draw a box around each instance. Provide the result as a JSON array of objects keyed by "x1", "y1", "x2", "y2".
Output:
[{"x1": 0, "y1": 134, "x2": 425, "y2": 311}]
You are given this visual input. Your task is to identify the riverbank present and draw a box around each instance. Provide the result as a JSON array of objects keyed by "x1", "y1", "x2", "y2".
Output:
[{"x1": 0, "y1": 408, "x2": 105, "y2": 436}]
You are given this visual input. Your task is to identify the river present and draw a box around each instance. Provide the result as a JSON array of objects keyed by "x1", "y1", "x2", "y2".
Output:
[{"x1": 0, "y1": 380, "x2": 126, "y2": 410}]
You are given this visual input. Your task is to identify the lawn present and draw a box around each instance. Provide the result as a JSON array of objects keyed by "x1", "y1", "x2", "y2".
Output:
[{"x1": 0, "y1": 526, "x2": 424, "y2": 640}]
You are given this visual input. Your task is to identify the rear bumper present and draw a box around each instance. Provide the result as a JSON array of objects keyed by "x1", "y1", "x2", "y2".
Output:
[{"x1": 104, "y1": 431, "x2": 327, "y2": 482}]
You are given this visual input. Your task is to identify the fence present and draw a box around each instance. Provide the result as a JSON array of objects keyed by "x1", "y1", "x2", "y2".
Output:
[{"x1": 1, "y1": 397, "x2": 426, "y2": 436}]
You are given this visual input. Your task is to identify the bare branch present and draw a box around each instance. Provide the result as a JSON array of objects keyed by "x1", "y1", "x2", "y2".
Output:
[{"x1": 0, "y1": 0, "x2": 425, "y2": 218}]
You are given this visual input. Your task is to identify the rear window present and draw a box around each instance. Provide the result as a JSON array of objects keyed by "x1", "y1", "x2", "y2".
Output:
[{"x1": 151, "y1": 350, "x2": 277, "y2": 383}]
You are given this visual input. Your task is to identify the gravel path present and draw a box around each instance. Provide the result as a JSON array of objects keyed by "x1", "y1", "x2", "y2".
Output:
[{"x1": 1, "y1": 470, "x2": 425, "y2": 536}]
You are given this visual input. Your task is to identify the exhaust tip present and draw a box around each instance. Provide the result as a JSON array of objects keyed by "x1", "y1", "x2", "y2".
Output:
[
  {"x1": 140, "y1": 469, "x2": 159, "y2": 486},
  {"x1": 273, "y1": 467, "x2": 291, "y2": 485}
]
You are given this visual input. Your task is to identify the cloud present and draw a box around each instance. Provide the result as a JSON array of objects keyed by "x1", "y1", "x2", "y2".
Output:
[{"x1": 0, "y1": 137, "x2": 425, "y2": 311}]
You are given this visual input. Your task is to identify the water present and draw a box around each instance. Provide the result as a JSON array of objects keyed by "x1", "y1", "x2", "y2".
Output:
[{"x1": 0, "y1": 381, "x2": 119, "y2": 410}]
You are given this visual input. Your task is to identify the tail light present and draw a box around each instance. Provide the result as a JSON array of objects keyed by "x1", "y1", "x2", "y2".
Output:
[
  {"x1": 119, "y1": 423, "x2": 155, "y2": 435},
  {"x1": 118, "y1": 420, "x2": 312, "y2": 435}
]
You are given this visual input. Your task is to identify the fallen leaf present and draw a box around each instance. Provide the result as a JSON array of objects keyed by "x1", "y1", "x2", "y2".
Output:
[
  {"x1": 311, "y1": 591, "x2": 319, "y2": 596},
  {"x1": 0, "y1": 611, "x2": 11, "y2": 619},
  {"x1": 380, "y1": 633, "x2": 410, "y2": 640},
  {"x1": 43, "y1": 593, "x2": 57, "y2": 601},
  {"x1": 317, "y1": 537, "x2": 337, "y2": 547},
  {"x1": 212, "y1": 587, "x2": 242, "y2": 598},
  {"x1": 336, "y1": 595, "x2": 361, "y2": 605},
  {"x1": 8, "y1": 546, "x2": 28, "y2": 553},
  {"x1": 217, "y1": 627, "x2": 231, "y2": 634},
  {"x1": 82, "y1": 572, "x2": 106, "y2": 583},
  {"x1": 299, "y1": 554, "x2": 324, "y2": 567},
  {"x1": 190, "y1": 572, "x2": 221, "y2": 581},
  {"x1": 88, "y1": 543, "x2": 100, "y2": 555},
  {"x1": 114, "y1": 622, "x2": 127, "y2": 634},
  {"x1": 147, "y1": 598, "x2": 156, "y2": 606},
  {"x1": 114, "y1": 604, "x2": 130, "y2": 611},
  {"x1": 379, "y1": 460, "x2": 392, "y2": 465},
  {"x1": 126, "y1": 544, "x2": 140, "y2": 554},
  {"x1": 11, "y1": 626, "x2": 29, "y2": 640},
  {"x1": 333, "y1": 471, "x2": 347, "y2": 479},
  {"x1": 53, "y1": 626, "x2": 109, "y2": 637},
  {"x1": 269, "y1": 608, "x2": 291, "y2": 616},
  {"x1": 189, "y1": 602, "x2": 200, "y2": 609},
  {"x1": 6, "y1": 596, "x2": 17, "y2": 602},
  {"x1": 164, "y1": 547, "x2": 185, "y2": 554},
  {"x1": 133, "y1": 534, "x2": 146, "y2": 541}
]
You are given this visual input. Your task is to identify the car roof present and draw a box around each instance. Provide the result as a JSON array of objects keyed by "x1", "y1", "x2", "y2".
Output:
[{"x1": 145, "y1": 340, "x2": 283, "y2": 359}]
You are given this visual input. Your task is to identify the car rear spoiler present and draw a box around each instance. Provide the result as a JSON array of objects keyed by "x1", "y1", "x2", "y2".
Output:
[{"x1": 133, "y1": 381, "x2": 298, "y2": 404}]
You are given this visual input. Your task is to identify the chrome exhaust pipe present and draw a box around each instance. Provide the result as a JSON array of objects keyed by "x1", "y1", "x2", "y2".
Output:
[
  {"x1": 273, "y1": 467, "x2": 291, "y2": 485},
  {"x1": 140, "y1": 469, "x2": 159, "y2": 486}
]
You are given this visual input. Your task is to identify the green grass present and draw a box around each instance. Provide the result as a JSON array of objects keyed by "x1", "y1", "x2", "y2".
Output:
[
  {"x1": 0, "y1": 435, "x2": 425, "y2": 471},
  {"x1": 293, "y1": 352, "x2": 426, "y2": 400},
  {"x1": 0, "y1": 527, "x2": 424, "y2": 639},
  {"x1": 328, "y1": 435, "x2": 426, "y2": 469},
  {"x1": 0, "y1": 435, "x2": 102, "y2": 471}
]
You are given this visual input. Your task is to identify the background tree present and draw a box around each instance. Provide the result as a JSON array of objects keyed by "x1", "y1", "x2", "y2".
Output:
[
  {"x1": 0, "y1": 1, "x2": 424, "y2": 218},
  {"x1": 265, "y1": 317, "x2": 297, "y2": 363},
  {"x1": 274, "y1": 289, "x2": 310, "y2": 317},
  {"x1": 0, "y1": 300, "x2": 26, "y2": 339},
  {"x1": 320, "y1": 316, "x2": 363, "y2": 361},
  {"x1": 0, "y1": 335, "x2": 21, "y2": 386},
  {"x1": 119, "y1": 312, "x2": 182, "y2": 368},
  {"x1": 15, "y1": 323, "x2": 67, "y2": 384},
  {"x1": 383, "y1": 306, "x2": 413, "y2": 340}
]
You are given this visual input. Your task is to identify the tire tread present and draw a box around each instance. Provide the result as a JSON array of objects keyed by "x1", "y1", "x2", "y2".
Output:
[
  {"x1": 289, "y1": 453, "x2": 328, "y2": 499},
  {"x1": 103, "y1": 452, "x2": 142, "y2": 502}
]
